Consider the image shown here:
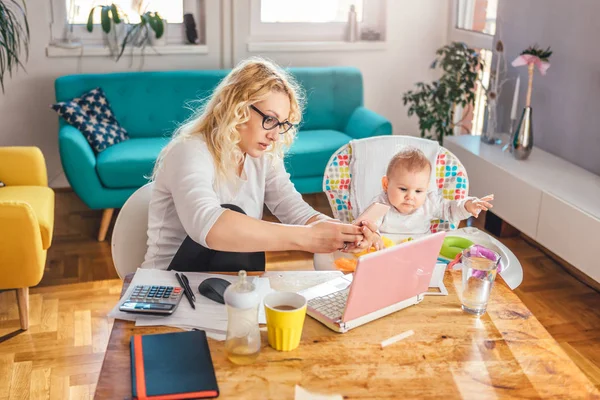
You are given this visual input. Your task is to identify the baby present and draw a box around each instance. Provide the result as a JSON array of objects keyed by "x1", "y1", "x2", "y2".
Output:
[{"x1": 369, "y1": 147, "x2": 493, "y2": 247}]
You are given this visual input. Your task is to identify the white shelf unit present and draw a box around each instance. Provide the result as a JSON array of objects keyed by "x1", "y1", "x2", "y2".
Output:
[{"x1": 444, "y1": 135, "x2": 600, "y2": 284}]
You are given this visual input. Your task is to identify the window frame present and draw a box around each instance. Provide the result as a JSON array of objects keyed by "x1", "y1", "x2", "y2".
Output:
[
  {"x1": 448, "y1": 0, "x2": 493, "y2": 50},
  {"x1": 49, "y1": 0, "x2": 202, "y2": 46},
  {"x1": 248, "y1": 0, "x2": 386, "y2": 42},
  {"x1": 447, "y1": 0, "x2": 495, "y2": 135}
]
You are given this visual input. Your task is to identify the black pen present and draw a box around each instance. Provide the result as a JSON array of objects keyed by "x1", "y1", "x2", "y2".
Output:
[
  {"x1": 181, "y1": 273, "x2": 196, "y2": 301},
  {"x1": 175, "y1": 272, "x2": 195, "y2": 309}
]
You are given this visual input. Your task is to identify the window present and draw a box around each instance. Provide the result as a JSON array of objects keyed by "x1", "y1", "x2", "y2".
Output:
[
  {"x1": 51, "y1": 0, "x2": 203, "y2": 46},
  {"x1": 260, "y1": 0, "x2": 363, "y2": 23},
  {"x1": 448, "y1": 0, "x2": 497, "y2": 135},
  {"x1": 456, "y1": 0, "x2": 497, "y2": 36},
  {"x1": 250, "y1": 0, "x2": 385, "y2": 42},
  {"x1": 68, "y1": 0, "x2": 184, "y2": 24},
  {"x1": 469, "y1": 49, "x2": 493, "y2": 135}
]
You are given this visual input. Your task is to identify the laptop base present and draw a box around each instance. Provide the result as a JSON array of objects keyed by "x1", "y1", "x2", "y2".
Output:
[{"x1": 308, "y1": 293, "x2": 424, "y2": 333}]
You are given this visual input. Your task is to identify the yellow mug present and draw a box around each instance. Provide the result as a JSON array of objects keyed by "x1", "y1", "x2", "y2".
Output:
[{"x1": 263, "y1": 292, "x2": 307, "y2": 351}]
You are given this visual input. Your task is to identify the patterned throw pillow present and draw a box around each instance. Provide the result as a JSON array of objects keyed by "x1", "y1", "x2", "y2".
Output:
[{"x1": 51, "y1": 88, "x2": 129, "y2": 153}]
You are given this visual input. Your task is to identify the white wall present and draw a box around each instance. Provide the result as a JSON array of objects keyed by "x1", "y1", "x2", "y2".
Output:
[
  {"x1": 232, "y1": 0, "x2": 449, "y2": 136},
  {"x1": 0, "y1": 0, "x2": 223, "y2": 187},
  {"x1": 0, "y1": 0, "x2": 448, "y2": 188}
]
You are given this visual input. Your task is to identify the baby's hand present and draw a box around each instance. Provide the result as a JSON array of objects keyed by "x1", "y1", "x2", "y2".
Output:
[
  {"x1": 465, "y1": 194, "x2": 494, "y2": 217},
  {"x1": 372, "y1": 232, "x2": 385, "y2": 251}
]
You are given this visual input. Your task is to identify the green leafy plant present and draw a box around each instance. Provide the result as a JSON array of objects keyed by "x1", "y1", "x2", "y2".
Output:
[
  {"x1": 86, "y1": 3, "x2": 124, "y2": 34},
  {"x1": 0, "y1": 0, "x2": 30, "y2": 93},
  {"x1": 402, "y1": 42, "x2": 485, "y2": 144},
  {"x1": 86, "y1": 4, "x2": 164, "y2": 62},
  {"x1": 117, "y1": 11, "x2": 164, "y2": 60},
  {"x1": 520, "y1": 45, "x2": 552, "y2": 61}
]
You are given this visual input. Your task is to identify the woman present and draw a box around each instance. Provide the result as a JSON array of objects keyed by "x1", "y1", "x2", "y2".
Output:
[{"x1": 142, "y1": 58, "x2": 379, "y2": 272}]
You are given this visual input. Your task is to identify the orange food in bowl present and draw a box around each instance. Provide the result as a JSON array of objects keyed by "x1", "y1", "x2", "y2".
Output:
[{"x1": 334, "y1": 258, "x2": 358, "y2": 272}]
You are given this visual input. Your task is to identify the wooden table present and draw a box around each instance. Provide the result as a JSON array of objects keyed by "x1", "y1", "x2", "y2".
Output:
[{"x1": 95, "y1": 271, "x2": 599, "y2": 399}]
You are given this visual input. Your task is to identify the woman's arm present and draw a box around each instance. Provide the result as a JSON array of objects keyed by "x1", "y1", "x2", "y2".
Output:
[
  {"x1": 306, "y1": 213, "x2": 332, "y2": 225},
  {"x1": 161, "y1": 139, "x2": 362, "y2": 253},
  {"x1": 206, "y1": 210, "x2": 362, "y2": 253},
  {"x1": 263, "y1": 157, "x2": 326, "y2": 225}
]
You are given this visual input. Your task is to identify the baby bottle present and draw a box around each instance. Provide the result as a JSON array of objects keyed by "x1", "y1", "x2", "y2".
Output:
[{"x1": 224, "y1": 270, "x2": 261, "y2": 365}]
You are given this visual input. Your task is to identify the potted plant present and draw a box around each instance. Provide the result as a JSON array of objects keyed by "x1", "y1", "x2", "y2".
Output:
[
  {"x1": 87, "y1": 4, "x2": 164, "y2": 62},
  {"x1": 402, "y1": 42, "x2": 485, "y2": 144},
  {"x1": 86, "y1": 3, "x2": 128, "y2": 57},
  {"x1": 0, "y1": 0, "x2": 29, "y2": 93},
  {"x1": 117, "y1": 11, "x2": 165, "y2": 60}
]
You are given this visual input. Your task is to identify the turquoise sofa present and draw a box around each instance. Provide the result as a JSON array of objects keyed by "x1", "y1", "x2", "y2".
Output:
[{"x1": 55, "y1": 67, "x2": 392, "y2": 238}]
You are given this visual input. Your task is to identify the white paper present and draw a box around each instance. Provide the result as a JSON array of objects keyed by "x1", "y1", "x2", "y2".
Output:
[
  {"x1": 295, "y1": 385, "x2": 343, "y2": 400},
  {"x1": 263, "y1": 271, "x2": 343, "y2": 292},
  {"x1": 108, "y1": 269, "x2": 274, "y2": 334},
  {"x1": 297, "y1": 275, "x2": 353, "y2": 301}
]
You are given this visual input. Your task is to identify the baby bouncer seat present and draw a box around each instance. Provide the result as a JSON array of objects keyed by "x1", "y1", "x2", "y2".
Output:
[{"x1": 317, "y1": 135, "x2": 523, "y2": 289}]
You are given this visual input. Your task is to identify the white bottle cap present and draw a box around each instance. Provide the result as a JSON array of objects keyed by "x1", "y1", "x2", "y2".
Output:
[{"x1": 223, "y1": 270, "x2": 260, "y2": 309}]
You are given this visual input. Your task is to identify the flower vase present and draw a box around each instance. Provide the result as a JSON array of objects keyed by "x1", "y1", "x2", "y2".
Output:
[
  {"x1": 481, "y1": 99, "x2": 502, "y2": 145},
  {"x1": 509, "y1": 106, "x2": 533, "y2": 160}
]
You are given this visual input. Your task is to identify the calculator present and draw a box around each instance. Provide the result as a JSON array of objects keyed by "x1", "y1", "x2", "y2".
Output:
[{"x1": 119, "y1": 285, "x2": 184, "y2": 315}]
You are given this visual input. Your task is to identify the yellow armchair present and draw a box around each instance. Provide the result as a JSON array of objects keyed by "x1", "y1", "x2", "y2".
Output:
[{"x1": 0, "y1": 147, "x2": 54, "y2": 330}]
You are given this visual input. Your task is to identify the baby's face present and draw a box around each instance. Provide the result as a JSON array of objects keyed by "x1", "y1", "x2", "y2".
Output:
[{"x1": 383, "y1": 167, "x2": 430, "y2": 214}]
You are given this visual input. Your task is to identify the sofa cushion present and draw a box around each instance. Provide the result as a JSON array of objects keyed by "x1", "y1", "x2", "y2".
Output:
[
  {"x1": 51, "y1": 88, "x2": 129, "y2": 153},
  {"x1": 97, "y1": 137, "x2": 169, "y2": 189},
  {"x1": 293, "y1": 67, "x2": 363, "y2": 131},
  {"x1": 0, "y1": 186, "x2": 55, "y2": 249},
  {"x1": 285, "y1": 130, "x2": 353, "y2": 179}
]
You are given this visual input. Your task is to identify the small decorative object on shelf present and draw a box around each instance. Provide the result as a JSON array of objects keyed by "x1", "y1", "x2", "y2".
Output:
[
  {"x1": 360, "y1": 28, "x2": 381, "y2": 41},
  {"x1": 509, "y1": 45, "x2": 552, "y2": 160},
  {"x1": 482, "y1": 40, "x2": 509, "y2": 145},
  {"x1": 509, "y1": 75, "x2": 520, "y2": 133},
  {"x1": 346, "y1": 4, "x2": 359, "y2": 42},
  {"x1": 183, "y1": 13, "x2": 200, "y2": 44}
]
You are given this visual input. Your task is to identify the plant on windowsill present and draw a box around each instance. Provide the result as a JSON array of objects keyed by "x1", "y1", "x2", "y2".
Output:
[
  {"x1": 86, "y1": 4, "x2": 164, "y2": 62},
  {"x1": 402, "y1": 42, "x2": 485, "y2": 145},
  {"x1": 86, "y1": 4, "x2": 127, "y2": 58},
  {"x1": 0, "y1": 0, "x2": 29, "y2": 93},
  {"x1": 117, "y1": 11, "x2": 165, "y2": 61}
]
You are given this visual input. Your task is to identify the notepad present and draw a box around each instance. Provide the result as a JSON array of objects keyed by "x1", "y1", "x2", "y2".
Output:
[{"x1": 131, "y1": 330, "x2": 219, "y2": 399}]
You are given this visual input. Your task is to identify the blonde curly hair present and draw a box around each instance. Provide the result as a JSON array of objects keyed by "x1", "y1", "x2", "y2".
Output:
[{"x1": 153, "y1": 57, "x2": 305, "y2": 180}]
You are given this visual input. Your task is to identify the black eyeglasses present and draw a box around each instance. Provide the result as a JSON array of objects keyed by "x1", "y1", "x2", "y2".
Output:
[{"x1": 250, "y1": 105, "x2": 295, "y2": 134}]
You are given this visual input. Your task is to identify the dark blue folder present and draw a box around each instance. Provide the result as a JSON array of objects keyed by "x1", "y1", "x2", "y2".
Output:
[{"x1": 130, "y1": 330, "x2": 219, "y2": 399}]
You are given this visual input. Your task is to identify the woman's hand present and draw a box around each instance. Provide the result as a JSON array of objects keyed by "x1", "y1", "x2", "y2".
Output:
[
  {"x1": 303, "y1": 220, "x2": 364, "y2": 254},
  {"x1": 465, "y1": 194, "x2": 494, "y2": 217},
  {"x1": 343, "y1": 220, "x2": 382, "y2": 253}
]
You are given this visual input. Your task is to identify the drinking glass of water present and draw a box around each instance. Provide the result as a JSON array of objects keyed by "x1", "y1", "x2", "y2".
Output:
[{"x1": 460, "y1": 245, "x2": 501, "y2": 316}]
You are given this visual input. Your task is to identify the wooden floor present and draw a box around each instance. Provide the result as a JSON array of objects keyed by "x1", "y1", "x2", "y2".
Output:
[{"x1": 0, "y1": 190, "x2": 598, "y2": 399}]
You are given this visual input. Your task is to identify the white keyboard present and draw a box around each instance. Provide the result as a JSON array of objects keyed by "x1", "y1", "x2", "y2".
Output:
[{"x1": 307, "y1": 288, "x2": 349, "y2": 321}]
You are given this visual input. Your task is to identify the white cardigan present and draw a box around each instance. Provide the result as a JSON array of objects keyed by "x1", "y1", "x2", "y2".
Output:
[{"x1": 142, "y1": 137, "x2": 320, "y2": 270}]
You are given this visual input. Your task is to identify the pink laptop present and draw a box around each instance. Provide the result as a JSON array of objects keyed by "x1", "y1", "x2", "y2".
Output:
[{"x1": 301, "y1": 231, "x2": 446, "y2": 333}]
